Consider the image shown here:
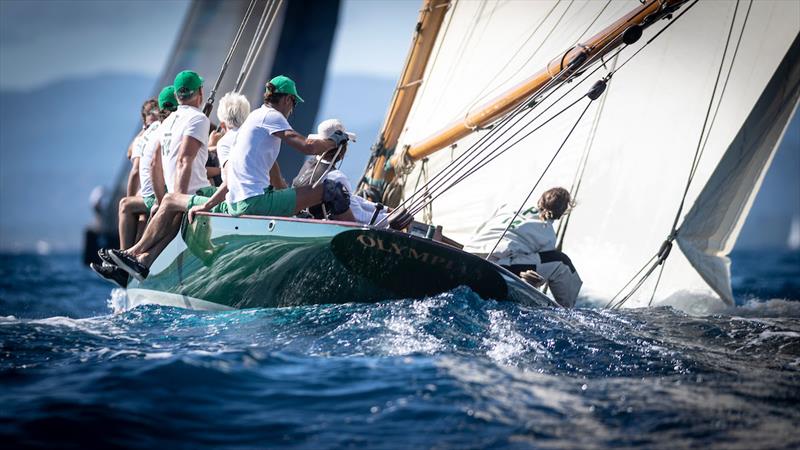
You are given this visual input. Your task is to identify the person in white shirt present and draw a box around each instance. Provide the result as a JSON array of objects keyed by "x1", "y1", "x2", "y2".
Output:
[
  {"x1": 196, "y1": 75, "x2": 353, "y2": 223},
  {"x1": 463, "y1": 187, "x2": 582, "y2": 308},
  {"x1": 213, "y1": 92, "x2": 251, "y2": 182},
  {"x1": 292, "y1": 119, "x2": 390, "y2": 226},
  {"x1": 116, "y1": 88, "x2": 177, "y2": 250},
  {"x1": 117, "y1": 97, "x2": 158, "y2": 248},
  {"x1": 100, "y1": 70, "x2": 217, "y2": 281}
]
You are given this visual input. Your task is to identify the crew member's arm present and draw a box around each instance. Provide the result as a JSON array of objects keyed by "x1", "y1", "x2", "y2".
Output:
[
  {"x1": 126, "y1": 157, "x2": 141, "y2": 197},
  {"x1": 174, "y1": 135, "x2": 202, "y2": 194},
  {"x1": 269, "y1": 162, "x2": 288, "y2": 189},
  {"x1": 188, "y1": 165, "x2": 229, "y2": 223},
  {"x1": 152, "y1": 142, "x2": 167, "y2": 203},
  {"x1": 274, "y1": 130, "x2": 336, "y2": 155},
  {"x1": 188, "y1": 182, "x2": 228, "y2": 223}
]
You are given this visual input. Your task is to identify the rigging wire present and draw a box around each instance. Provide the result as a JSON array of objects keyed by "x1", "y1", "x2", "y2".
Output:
[
  {"x1": 238, "y1": 0, "x2": 284, "y2": 92},
  {"x1": 460, "y1": 0, "x2": 568, "y2": 119},
  {"x1": 556, "y1": 53, "x2": 618, "y2": 251},
  {"x1": 390, "y1": 0, "x2": 649, "y2": 219},
  {"x1": 234, "y1": 0, "x2": 279, "y2": 93},
  {"x1": 392, "y1": 0, "x2": 666, "y2": 221},
  {"x1": 608, "y1": 0, "x2": 744, "y2": 309},
  {"x1": 403, "y1": 37, "x2": 629, "y2": 219},
  {"x1": 385, "y1": 0, "x2": 698, "y2": 229},
  {"x1": 486, "y1": 99, "x2": 594, "y2": 258},
  {"x1": 203, "y1": 0, "x2": 258, "y2": 114},
  {"x1": 392, "y1": 34, "x2": 622, "y2": 222}
]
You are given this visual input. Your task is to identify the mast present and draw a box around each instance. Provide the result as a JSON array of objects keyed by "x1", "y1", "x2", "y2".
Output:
[
  {"x1": 364, "y1": 0, "x2": 689, "y2": 204},
  {"x1": 357, "y1": 0, "x2": 451, "y2": 200}
]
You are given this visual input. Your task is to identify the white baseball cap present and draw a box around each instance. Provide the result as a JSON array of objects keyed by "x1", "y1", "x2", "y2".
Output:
[{"x1": 308, "y1": 118, "x2": 357, "y2": 142}]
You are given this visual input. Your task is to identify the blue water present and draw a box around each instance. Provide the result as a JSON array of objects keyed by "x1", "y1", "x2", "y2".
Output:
[{"x1": 1, "y1": 252, "x2": 798, "y2": 449}]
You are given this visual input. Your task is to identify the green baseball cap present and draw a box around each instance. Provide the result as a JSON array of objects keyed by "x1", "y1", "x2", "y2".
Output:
[
  {"x1": 269, "y1": 75, "x2": 304, "y2": 103},
  {"x1": 174, "y1": 70, "x2": 204, "y2": 98},
  {"x1": 158, "y1": 86, "x2": 178, "y2": 111}
]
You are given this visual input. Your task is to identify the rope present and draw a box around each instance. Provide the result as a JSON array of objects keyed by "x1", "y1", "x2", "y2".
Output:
[
  {"x1": 234, "y1": 0, "x2": 280, "y2": 93},
  {"x1": 393, "y1": 10, "x2": 646, "y2": 222},
  {"x1": 236, "y1": 0, "x2": 284, "y2": 92},
  {"x1": 382, "y1": 0, "x2": 691, "y2": 228},
  {"x1": 608, "y1": 0, "x2": 743, "y2": 309},
  {"x1": 403, "y1": 44, "x2": 622, "y2": 220},
  {"x1": 556, "y1": 53, "x2": 618, "y2": 251},
  {"x1": 486, "y1": 99, "x2": 594, "y2": 259},
  {"x1": 204, "y1": 0, "x2": 258, "y2": 114},
  {"x1": 460, "y1": 0, "x2": 568, "y2": 119}
]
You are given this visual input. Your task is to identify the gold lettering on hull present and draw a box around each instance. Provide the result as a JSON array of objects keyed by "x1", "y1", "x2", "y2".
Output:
[{"x1": 355, "y1": 233, "x2": 461, "y2": 274}]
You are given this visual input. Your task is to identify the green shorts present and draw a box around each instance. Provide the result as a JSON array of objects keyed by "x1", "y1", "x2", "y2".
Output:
[
  {"x1": 186, "y1": 186, "x2": 218, "y2": 210},
  {"x1": 187, "y1": 195, "x2": 229, "y2": 213},
  {"x1": 143, "y1": 195, "x2": 156, "y2": 216},
  {"x1": 229, "y1": 187, "x2": 297, "y2": 217}
]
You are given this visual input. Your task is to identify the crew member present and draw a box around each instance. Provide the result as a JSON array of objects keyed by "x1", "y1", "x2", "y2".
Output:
[
  {"x1": 464, "y1": 187, "x2": 582, "y2": 307},
  {"x1": 292, "y1": 118, "x2": 389, "y2": 226},
  {"x1": 99, "y1": 70, "x2": 216, "y2": 281},
  {"x1": 221, "y1": 75, "x2": 353, "y2": 220}
]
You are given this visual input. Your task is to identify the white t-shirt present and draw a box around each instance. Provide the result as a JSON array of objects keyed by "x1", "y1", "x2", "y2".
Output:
[
  {"x1": 215, "y1": 127, "x2": 239, "y2": 183},
  {"x1": 463, "y1": 205, "x2": 557, "y2": 265},
  {"x1": 158, "y1": 104, "x2": 211, "y2": 194},
  {"x1": 130, "y1": 133, "x2": 145, "y2": 160},
  {"x1": 226, "y1": 105, "x2": 292, "y2": 205},
  {"x1": 137, "y1": 121, "x2": 161, "y2": 198},
  {"x1": 324, "y1": 169, "x2": 388, "y2": 226}
]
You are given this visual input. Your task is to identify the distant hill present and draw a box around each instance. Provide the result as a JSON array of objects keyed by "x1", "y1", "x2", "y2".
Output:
[{"x1": 0, "y1": 73, "x2": 157, "y2": 252}]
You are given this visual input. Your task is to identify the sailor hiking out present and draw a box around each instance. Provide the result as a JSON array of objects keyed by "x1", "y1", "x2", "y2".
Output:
[
  {"x1": 97, "y1": 70, "x2": 216, "y2": 283},
  {"x1": 117, "y1": 97, "x2": 160, "y2": 250},
  {"x1": 220, "y1": 75, "x2": 354, "y2": 220}
]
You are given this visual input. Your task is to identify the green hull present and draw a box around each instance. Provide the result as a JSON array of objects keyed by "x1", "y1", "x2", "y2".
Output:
[{"x1": 126, "y1": 214, "x2": 558, "y2": 310}]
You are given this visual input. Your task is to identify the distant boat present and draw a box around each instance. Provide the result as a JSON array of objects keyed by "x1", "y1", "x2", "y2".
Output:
[{"x1": 789, "y1": 215, "x2": 800, "y2": 250}]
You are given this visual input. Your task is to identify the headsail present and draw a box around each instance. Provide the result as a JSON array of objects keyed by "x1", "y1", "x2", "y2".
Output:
[{"x1": 364, "y1": 0, "x2": 800, "y2": 306}]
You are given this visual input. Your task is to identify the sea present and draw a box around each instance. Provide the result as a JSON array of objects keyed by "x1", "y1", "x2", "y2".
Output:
[{"x1": 1, "y1": 250, "x2": 798, "y2": 449}]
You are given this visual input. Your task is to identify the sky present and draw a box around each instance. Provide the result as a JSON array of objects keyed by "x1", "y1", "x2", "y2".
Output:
[{"x1": 0, "y1": 0, "x2": 419, "y2": 90}]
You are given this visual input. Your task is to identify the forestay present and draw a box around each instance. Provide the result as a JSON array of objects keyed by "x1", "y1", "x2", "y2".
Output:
[{"x1": 395, "y1": 0, "x2": 800, "y2": 306}]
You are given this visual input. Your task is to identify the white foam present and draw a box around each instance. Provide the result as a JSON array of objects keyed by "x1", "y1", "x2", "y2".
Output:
[{"x1": 107, "y1": 288, "x2": 130, "y2": 314}]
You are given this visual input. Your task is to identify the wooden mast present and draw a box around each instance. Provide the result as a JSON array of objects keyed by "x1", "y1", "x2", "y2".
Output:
[
  {"x1": 358, "y1": 0, "x2": 451, "y2": 196},
  {"x1": 371, "y1": 0, "x2": 689, "y2": 195}
]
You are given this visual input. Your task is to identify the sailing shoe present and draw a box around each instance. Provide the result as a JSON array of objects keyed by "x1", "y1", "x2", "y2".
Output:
[
  {"x1": 90, "y1": 262, "x2": 130, "y2": 288},
  {"x1": 108, "y1": 249, "x2": 150, "y2": 282},
  {"x1": 97, "y1": 248, "x2": 115, "y2": 265}
]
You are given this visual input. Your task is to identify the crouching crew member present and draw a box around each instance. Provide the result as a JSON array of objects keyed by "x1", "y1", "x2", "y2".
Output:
[{"x1": 463, "y1": 187, "x2": 582, "y2": 308}]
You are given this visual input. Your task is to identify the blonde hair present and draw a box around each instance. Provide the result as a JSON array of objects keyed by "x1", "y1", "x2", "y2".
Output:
[
  {"x1": 216, "y1": 92, "x2": 251, "y2": 129},
  {"x1": 538, "y1": 187, "x2": 573, "y2": 220}
]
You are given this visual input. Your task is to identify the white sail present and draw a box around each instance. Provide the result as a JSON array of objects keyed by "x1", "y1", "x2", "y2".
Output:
[{"x1": 395, "y1": 0, "x2": 800, "y2": 306}]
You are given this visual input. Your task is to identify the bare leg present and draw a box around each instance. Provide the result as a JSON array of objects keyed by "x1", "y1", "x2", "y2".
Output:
[
  {"x1": 134, "y1": 215, "x2": 146, "y2": 243},
  {"x1": 294, "y1": 185, "x2": 357, "y2": 222},
  {"x1": 118, "y1": 196, "x2": 147, "y2": 250},
  {"x1": 128, "y1": 193, "x2": 193, "y2": 257},
  {"x1": 137, "y1": 214, "x2": 183, "y2": 267},
  {"x1": 294, "y1": 185, "x2": 324, "y2": 211}
]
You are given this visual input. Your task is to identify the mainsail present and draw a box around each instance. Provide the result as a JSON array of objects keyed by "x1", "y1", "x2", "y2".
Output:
[{"x1": 363, "y1": 0, "x2": 800, "y2": 306}]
